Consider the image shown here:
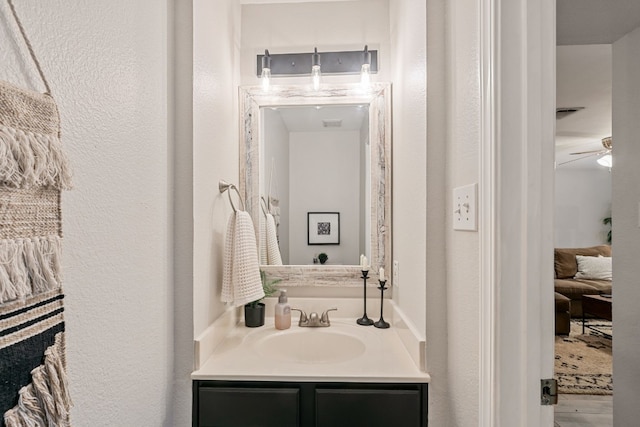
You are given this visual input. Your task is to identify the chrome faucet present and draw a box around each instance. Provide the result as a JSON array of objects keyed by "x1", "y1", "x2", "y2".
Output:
[{"x1": 292, "y1": 308, "x2": 337, "y2": 327}]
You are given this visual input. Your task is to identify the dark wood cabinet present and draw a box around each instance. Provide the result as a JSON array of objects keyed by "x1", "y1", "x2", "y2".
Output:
[
  {"x1": 193, "y1": 380, "x2": 428, "y2": 427},
  {"x1": 197, "y1": 387, "x2": 299, "y2": 427},
  {"x1": 315, "y1": 388, "x2": 422, "y2": 427}
]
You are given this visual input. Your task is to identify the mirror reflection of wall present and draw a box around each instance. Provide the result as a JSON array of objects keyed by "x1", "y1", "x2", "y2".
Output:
[
  {"x1": 260, "y1": 105, "x2": 370, "y2": 265},
  {"x1": 554, "y1": 168, "x2": 612, "y2": 246}
]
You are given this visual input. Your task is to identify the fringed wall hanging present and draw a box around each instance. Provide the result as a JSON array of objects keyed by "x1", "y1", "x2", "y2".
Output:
[{"x1": 0, "y1": 0, "x2": 73, "y2": 425}]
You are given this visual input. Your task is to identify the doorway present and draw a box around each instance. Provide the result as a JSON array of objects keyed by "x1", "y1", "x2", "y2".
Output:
[
  {"x1": 553, "y1": 2, "x2": 640, "y2": 425},
  {"x1": 554, "y1": 44, "x2": 613, "y2": 424}
]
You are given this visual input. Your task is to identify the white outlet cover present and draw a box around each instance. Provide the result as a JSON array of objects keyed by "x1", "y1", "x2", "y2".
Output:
[{"x1": 453, "y1": 183, "x2": 478, "y2": 231}]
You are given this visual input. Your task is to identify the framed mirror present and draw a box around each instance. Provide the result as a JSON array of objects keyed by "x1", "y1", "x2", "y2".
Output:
[{"x1": 239, "y1": 83, "x2": 391, "y2": 286}]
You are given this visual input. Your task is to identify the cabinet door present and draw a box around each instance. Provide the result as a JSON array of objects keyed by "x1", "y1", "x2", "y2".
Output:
[
  {"x1": 198, "y1": 387, "x2": 299, "y2": 427},
  {"x1": 315, "y1": 388, "x2": 421, "y2": 427}
]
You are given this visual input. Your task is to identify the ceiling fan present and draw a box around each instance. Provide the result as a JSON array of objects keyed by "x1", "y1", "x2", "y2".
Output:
[{"x1": 559, "y1": 136, "x2": 612, "y2": 166}]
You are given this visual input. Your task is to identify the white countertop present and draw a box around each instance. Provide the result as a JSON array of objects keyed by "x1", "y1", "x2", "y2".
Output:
[{"x1": 192, "y1": 317, "x2": 430, "y2": 383}]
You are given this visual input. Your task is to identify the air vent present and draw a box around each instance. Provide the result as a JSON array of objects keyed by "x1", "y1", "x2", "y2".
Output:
[
  {"x1": 556, "y1": 107, "x2": 585, "y2": 119},
  {"x1": 322, "y1": 119, "x2": 342, "y2": 128}
]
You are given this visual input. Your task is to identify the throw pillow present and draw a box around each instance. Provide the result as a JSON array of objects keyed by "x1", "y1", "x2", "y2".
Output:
[{"x1": 574, "y1": 255, "x2": 612, "y2": 280}]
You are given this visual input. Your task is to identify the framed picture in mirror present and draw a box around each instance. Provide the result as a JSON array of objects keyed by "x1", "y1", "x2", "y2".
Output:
[{"x1": 308, "y1": 212, "x2": 340, "y2": 245}]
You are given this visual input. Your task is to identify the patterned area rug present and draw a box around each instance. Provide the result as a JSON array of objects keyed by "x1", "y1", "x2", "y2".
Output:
[{"x1": 555, "y1": 319, "x2": 612, "y2": 395}]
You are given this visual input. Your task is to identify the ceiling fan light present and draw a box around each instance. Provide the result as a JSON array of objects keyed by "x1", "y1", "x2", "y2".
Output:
[{"x1": 597, "y1": 153, "x2": 612, "y2": 167}]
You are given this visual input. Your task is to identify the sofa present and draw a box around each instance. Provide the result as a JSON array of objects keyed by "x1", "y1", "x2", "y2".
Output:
[
  {"x1": 554, "y1": 292, "x2": 571, "y2": 335},
  {"x1": 554, "y1": 245, "x2": 612, "y2": 318}
]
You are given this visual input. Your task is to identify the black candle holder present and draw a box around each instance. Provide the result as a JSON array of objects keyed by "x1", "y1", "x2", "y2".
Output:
[
  {"x1": 374, "y1": 280, "x2": 390, "y2": 329},
  {"x1": 356, "y1": 270, "x2": 374, "y2": 326}
]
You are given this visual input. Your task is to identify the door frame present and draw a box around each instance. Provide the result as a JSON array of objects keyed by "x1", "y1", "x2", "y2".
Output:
[{"x1": 479, "y1": 0, "x2": 556, "y2": 425}]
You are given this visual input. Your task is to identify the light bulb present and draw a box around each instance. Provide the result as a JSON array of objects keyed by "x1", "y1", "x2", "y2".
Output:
[
  {"x1": 311, "y1": 48, "x2": 321, "y2": 91},
  {"x1": 261, "y1": 49, "x2": 271, "y2": 91},
  {"x1": 361, "y1": 45, "x2": 372, "y2": 89},
  {"x1": 312, "y1": 65, "x2": 321, "y2": 91},
  {"x1": 360, "y1": 63, "x2": 371, "y2": 88},
  {"x1": 261, "y1": 67, "x2": 271, "y2": 91},
  {"x1": 597, "y1": 153, "x2": 612, "y2": 167}
]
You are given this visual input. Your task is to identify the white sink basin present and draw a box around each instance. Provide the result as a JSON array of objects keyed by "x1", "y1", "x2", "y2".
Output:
[{"x1": 251, "y1": 328, "x2": 367, "y2": 364}]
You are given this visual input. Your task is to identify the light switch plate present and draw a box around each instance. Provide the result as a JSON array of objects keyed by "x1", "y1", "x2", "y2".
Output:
[{"x1": 453, "y1": 183, "x2": 477, "y2": 231}]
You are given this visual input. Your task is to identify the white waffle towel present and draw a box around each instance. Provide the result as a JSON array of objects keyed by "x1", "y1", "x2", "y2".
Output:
[
  {"x1": 221, "y1": 211, "x2": 265, "y2": 307},
  {"x1": 266, "y1": 213, "x2": 283, "y2": 265},
  {"x1": 259, "y1": 213, "x2": 268, "y2": 265}
]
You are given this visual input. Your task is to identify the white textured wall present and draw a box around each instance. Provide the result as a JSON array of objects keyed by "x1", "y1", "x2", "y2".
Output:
[
  {"x1": 612, "y1": 25, "x2": 640, "y2": 425},
  {"x1": 172, "y1": 0, "x2": 195, "y2": 423},
  {"x1": 240, "y1": 0, "x2": 391, "y2": 86},
  {"x1": 555, "y1": 168, "x2": 612, "y2": 247},
  {"x1": 423, "y1": 0, "x2": 451, "y2": 424},
  {"x1": 1, "y1": 1, "x2": 175, "y2": 425},
  {"x1": 389, "y1": 0, "x2": 427, "y2": 336},
  {"x1": 192, "y1": 0, "x2": 241, "y2": 336},
  {"x1": 445, "y1": 0, "x2": 481, "y2": 426},
  {"x1": 288, "y1": 131, "x2": 361, "y2": 265},
  {"x1": 445, "y1": 0, "x2": 480, "y2": 424}
]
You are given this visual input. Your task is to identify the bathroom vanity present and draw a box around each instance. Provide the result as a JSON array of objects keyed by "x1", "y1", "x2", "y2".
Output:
[
  {"x1": 193, "y1": 379, "x2": 427, "y2": 427},
  {"x1": 192, "y1": 83, "x2": 429, "y2": 425},
  {"x1": 192, "y1": 299, "x2": 429, "y2": 427}
]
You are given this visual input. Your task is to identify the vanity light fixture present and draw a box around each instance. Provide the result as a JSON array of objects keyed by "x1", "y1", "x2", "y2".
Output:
[
  {"x1": 261, "y1": 49, "x2": 271, "y2": 91},
  {"x1": 311, "y1": 47, "x2": 322, "y2": 90},
  {"x1": 256, "y1": 46, "x2": 378, "y2": 87}
]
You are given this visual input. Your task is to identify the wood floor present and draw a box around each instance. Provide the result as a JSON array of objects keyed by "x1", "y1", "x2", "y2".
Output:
[{"x1": 554, "y1": 394, "x2": 612, "y2": 426}]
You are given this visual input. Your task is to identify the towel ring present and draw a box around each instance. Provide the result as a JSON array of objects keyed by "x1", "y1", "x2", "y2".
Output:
[
  {"x1": 218, "y1": 180, "x2": 245, "y2": 212},
  {"x1": 260, "y1": 196, "x2": 268, "y2": 218}
]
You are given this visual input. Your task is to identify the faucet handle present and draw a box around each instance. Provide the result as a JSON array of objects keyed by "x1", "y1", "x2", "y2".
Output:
[
  {"x1": 291, "y1": 308, "x2": 308, "y2": 325},
  {"x1": 320, "y1": 307, "x2": 338, "y2": 324},
  {"x1": 308, "y1": 312, "x2": 320, "y2": 326}
]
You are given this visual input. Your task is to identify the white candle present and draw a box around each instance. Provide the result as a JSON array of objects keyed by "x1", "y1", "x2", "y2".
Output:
[
  {"x1": 379, "y1": 267, "x2": 385, "y2": 281},
  {"x1": 360, "y1": 254, "x2": 364, "y2": 268},
  {"x1": 361, "y1": 255, "x2": 368, "y2": 271}
]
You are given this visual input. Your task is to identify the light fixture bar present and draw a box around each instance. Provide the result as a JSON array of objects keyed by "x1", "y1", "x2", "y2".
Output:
[{"x1": 257, "y1": 49, "x2": 378, "y2": 77}]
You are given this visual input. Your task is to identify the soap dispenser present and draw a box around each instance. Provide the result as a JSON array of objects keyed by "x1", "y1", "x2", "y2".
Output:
[{"x1": 275, "y1": 290, "x2": 291, "y2": 330}]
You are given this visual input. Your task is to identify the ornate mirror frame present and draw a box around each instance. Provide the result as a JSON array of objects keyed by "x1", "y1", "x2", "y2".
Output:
[{"x1": 239, "y1": 83, "x2": 391, "y2": 286}]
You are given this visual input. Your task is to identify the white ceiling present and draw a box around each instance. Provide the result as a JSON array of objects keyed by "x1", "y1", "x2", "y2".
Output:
[
  {"x1": 273, "y1": 105, "x2": 367, "y2": 132},
  {"x1": 555, "y1": 2, "x2": 640, "y2": 169},
  {"x1": 557, "y1": 0, "x2": 640, "y2": 46},
  {"x1": 555, "y1": 44, "x2": 611, "y2": 168}
]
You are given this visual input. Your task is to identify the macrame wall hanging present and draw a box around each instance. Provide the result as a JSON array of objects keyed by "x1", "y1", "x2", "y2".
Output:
[{"x1": 0, "y1": 0, "x2": 73, "y2": 425}]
